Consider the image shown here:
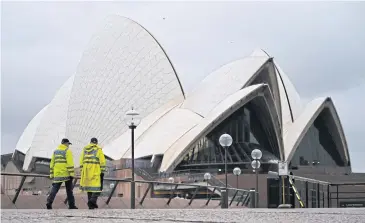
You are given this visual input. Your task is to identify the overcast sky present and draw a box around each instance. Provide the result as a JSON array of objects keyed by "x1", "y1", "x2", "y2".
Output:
[{"x1": 1, "y1": 1, "x2": 365, "y2": 172}]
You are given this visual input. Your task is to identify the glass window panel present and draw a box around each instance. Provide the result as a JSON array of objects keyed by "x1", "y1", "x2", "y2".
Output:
[
  {"x1": 175, "y1": 104, "x2": 280, "y2": 171},
  {"x1": 290, "y1": 117, "x2": 345, "y2": 167}
]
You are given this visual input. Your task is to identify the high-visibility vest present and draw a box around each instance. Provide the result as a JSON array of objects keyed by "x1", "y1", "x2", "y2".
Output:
[
  {"x1": 50, "y1": 144, "x2": 75, "y2": 183},
  {"x1": 79, "y1": 144, "x2": 106, "y2": 192}
]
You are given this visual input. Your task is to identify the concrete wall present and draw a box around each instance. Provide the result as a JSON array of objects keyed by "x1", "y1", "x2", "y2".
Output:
[
  {"x1": 114, "y1": 168, "x2": 151, "y2": 199},
  {"x1": 215, "y1": 173, "x2": 269, "y2": 208},
  {"x1": 3, "y1": 161, "x2": 22, "y2": 195},
  {"x1": 2, "y1": 161, "x2": 54, "y2": 195}
]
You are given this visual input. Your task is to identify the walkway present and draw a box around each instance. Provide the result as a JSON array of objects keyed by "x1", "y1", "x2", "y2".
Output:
[
  {"x1": 2, "y1": 195, "x2": 245, "y2": 209},
  {"x1": 2, "y1": 209, "x2": 364, "y2": 223}
]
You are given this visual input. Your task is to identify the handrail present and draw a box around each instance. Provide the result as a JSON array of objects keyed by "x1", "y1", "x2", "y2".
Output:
[
  {"x1": 135, "y1": 168, "x2": 155, "y2": 181},
  {"x1": 148, "y1": 171, "x2": 233, "y2": 188},
  {"x1": 2, "y1": 172, "x2": 50, "y2": 178},
  {"x1": 209, "y1": 175, "x2": 233, "y2": 188},
  {"x1": 330, "y1": 182, "x2": 365, "y2": 186},
  {"x1": 1, "y1": 172, "x2": 256, "y2": 209},
  {"x1": 0, "y1": 172, "x2": 250, "y2": 192},
  {"x1": 290, "y1": 175, "x2": 330, "y2": 185}
]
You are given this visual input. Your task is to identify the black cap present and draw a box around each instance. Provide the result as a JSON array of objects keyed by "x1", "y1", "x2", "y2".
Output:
[
  {"x1": 91, "y1": 138, "x2": 98, "y2": 144},
  {"x1": 61, "y1": 138, "x2": 72, "y2": 145}
]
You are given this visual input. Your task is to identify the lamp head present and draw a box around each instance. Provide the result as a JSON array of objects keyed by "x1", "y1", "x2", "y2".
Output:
[
  {"x1": 125, "y1": 107, "x2": 141, "y2": 127},
  {"x1": 251, "y1": 149, "x2": 262, "y2": 160},
  {"x1": 251, "y1": 160, "x2": 261, "y2": 169},
  {"x1": 233, "y1": 167, "x2": 241, "y2": 176},
  {"x1": 219, "y1": 133, "x2": 233, "y2": 147},
  {"x1": 204, "y1": 172, "x2": 211, "y2": 180}
]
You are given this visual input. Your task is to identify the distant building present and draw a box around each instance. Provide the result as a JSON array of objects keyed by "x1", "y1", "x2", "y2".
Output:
[{"x1": 1, "y1": 151, "x2": 51, "y2": 195}]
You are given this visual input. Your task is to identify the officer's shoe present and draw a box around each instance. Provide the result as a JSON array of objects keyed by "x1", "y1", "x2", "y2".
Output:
[
  {"x1": 46, "y1": 203, "x2": 52, "y2": 210},
  {"x1": 87, "y1": 201, "x2": 95, "y2": 209},
  {"x1": 69, "y1": 206, "x2": 78, "y2": 209}
]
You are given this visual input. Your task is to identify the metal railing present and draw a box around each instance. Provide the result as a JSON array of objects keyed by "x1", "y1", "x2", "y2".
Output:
[
  {"x1": 291, "y1": 175, "x2": 330, "y2": 185},
  {"x1": 135, "y1": 168, "x2": 155, "y2": 181},
  {"x1": 289, "y1": 175, "x2": 330, "y2": 208},
  {"x1": 151, "y1": 171, "x2": 234, "y2": 198},
  {"x1": 209, "y1": 175, "x2": 232, "y2": 188},
  {"x1": 114, "y1": 167, "x2": 235, "y2": 199},
  {"x1": 136, "y1": 169, "x2": 233, "y2": 192},
  {"x1": 149, "y1": 169, "x2": 205, "y2": 179},
  {"x1": 329, "y1": 182, "x2": 365, "y2": 208},
  {"x1": 282, "y1": 175, "x2": 365, "y2": 208},
  {"x1": 1, "y1": 172, "x2": 254, "y2": 209}
]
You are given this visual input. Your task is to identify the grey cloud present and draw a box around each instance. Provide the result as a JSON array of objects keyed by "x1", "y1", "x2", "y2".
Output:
[
  {"x1": 327, "y1": 83, "x2": 365, "y2": 173},
  {"x1": 1, "y1": 1, "x2": 365, "y2": 171}
]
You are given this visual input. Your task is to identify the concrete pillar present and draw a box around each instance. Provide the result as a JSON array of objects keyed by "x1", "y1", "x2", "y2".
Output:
[
  {"x1": 250, "y1": 189, "x2": 256, "y2": 208},
  {"x1": 221, "y1": 190, "x2": 228, "y2": 208}
]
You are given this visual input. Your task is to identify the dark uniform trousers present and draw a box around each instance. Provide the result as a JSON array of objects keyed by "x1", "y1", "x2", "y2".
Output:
[
  {"x1": 87, "y1": 192, "x2": 100, "y2": 207},
  {"x1": 47, "y1": 179, "x2": 75, "y2": 207},
  {"x1": 87, "y1": 173, "x2": 104, "y2": 208}
]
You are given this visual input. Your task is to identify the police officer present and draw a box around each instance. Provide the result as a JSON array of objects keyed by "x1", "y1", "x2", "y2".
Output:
[
  {"x1": 46, "y1": 138, "x2": 78, "y2": 209},
  {"x1": 79, "y1": 137, "x2": 106, "y2": 209}
]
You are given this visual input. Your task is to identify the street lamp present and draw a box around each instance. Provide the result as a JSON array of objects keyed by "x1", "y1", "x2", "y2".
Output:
[
  {"x1": 204, "y1": 172, "x2": 211, "y2": 200},
  {"x1": 219, "y1": 133, "x2": 233, "y2": 209},
  {"x1": 125, "y1": 107, "x2": 141, "y2": 209},
  {"x1": 233, "y1": 167, "x2": 241, "y2": 189},
  {"x1": 251, "y1": 148, "x2": 262, "y2": 208}
]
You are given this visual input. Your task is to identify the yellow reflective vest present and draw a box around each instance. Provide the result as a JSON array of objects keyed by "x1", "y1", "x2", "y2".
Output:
[
  {"x1": 79, "y1": 143, "x2": 106, "y2": 192},
  {"x1": 50, "y1": 144, "x2": 75, "y2": 183}
]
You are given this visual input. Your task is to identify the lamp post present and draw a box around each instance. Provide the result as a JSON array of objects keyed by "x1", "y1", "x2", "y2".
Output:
[
  {"x1": 233, "y1": 167, "x2": 241, "y2": 189},
  {"x1": 125, "y1": 108, "x2": 141, "y2": 209},
  {"x1": 219, "y1": 133, "x2": 233, "y2": 209},
  {"x1": 204, "y1": 172, "x2": 211, "y2": 200},
  {"x1": 251, "y1": 149, "x2": 262, "y2": 208}
]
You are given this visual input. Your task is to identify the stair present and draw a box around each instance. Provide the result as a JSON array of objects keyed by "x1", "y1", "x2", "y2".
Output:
[
  {"x1": 133, "y1": 169, "x2": 240, "y2": 199},
  {"x1": 134, "y1": 168, "x2": 155, "y2": 181}
]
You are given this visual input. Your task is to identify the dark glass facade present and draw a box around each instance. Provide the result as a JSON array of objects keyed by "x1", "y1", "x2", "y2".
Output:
[
  {"x1": 290, "y1": 114, "x2": 346, "y2": 168},
  {"x1": 175, "y1": 101, "x2": 280, "y2": 172}
]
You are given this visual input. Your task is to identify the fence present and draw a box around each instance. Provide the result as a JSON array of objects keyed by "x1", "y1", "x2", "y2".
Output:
[
  {"x1": 289, "y1": 175, "x2": 331, "y2": 208},
  {"x1": 329, "y1": 182, "x2": 365, "y2": 208},
  {"x1": 1, "y1": 172, "x2": 254, "y2": 209},
  {"x1": 268, "y1": 174, "x2": 365, "y2": 208},
  {"x1": 146, "y1": 169, "x2": 233, "y2": 189}
]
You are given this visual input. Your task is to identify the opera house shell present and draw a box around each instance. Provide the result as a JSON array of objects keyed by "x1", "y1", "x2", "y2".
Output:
[{"x1": 14, "y1": 15, "x2": 351, "y2": 173}]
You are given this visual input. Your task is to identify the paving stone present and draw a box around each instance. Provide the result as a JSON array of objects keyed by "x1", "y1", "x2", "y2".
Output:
[
  {"x1": 5, "y1": 195, "x2": 245, "y2": 210},
  {"x1": 1, "y1": 209, "x2": 365, "y2": 223},
  {"x1": 13, "y1": 195, "x2": 44, "y2": 209},
  {"x1": 1, "y1": 195, "x2": 15, "y2": 209}
]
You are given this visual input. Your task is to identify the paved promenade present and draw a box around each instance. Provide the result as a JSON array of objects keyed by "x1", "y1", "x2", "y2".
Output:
[{"x1": 2, "y1": 209, "x2": 365, "y2": 223}]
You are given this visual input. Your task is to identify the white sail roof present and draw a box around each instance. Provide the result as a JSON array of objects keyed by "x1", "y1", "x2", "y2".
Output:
[{"x1": 16, "y1": 15, "x2": 350, "y2": 172}]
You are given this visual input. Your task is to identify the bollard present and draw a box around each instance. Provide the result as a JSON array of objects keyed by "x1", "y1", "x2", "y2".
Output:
[
  {"x1": 221, "y1": 190, "x2": 228, "y2": 208},
  {"x1": 249, "y1": 189, "x2": 256, "y2": 208}
]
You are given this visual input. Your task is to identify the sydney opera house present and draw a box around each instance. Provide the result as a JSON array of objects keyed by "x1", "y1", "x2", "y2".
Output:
[{"x1": 6, "y1": 15, "x2": 352, "y2": 182}]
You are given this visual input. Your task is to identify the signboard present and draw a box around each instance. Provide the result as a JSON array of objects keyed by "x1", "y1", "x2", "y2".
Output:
[
  {"x1": 340, "y1": 201, "x2": 365, "y2": 208},
  {"x1": 278, "y1": 161, "x2": 288, "y2": 176}
]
